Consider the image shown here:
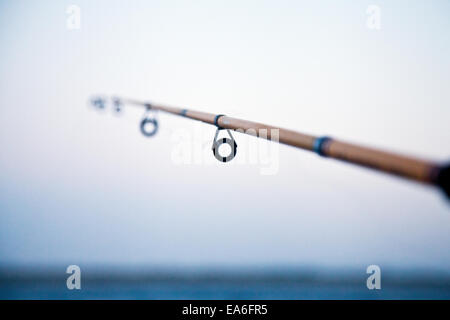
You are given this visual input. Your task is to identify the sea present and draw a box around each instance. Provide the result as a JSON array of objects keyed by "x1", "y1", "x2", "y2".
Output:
[{"x1": 1, "y1": 266, "x2": 450, "y2": 299}]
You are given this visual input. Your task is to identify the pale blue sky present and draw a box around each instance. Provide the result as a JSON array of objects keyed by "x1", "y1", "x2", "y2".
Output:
[{"x1": 0, "y1": 0, "x2": 449, "y2": 270}]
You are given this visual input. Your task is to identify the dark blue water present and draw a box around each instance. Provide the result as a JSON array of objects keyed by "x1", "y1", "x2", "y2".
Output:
[
  {"x1": 2, "y1": 267, "x2": 450, "y2": 299},
  {"x1": 3, "y1": 281, "x2": 450, "y2": 299}
]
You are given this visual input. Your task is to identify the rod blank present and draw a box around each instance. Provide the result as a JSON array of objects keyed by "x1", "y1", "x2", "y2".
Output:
[{"x1": 112, "y1": 97, "x2": 449, "y2": 198}]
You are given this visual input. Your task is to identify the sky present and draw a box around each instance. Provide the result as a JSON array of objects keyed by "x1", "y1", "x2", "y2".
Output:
[{"x1": 0, "y1": 0, "x2": 449, "y2": 271}]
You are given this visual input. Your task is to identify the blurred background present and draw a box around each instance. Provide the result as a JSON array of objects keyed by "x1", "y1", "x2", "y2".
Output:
[{"x1": 0, "y1": 0, "x2": 449, "y2": 299}]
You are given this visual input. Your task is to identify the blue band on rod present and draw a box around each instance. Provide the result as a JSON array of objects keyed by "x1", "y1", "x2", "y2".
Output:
[
  {"x1": 313, "y1": 136, "x2": 332, "y2": 157},
  {"x1": 180, "y1": 109, "x2": 187, "y2": 117},
  {"x1": 214, "y1": 114, "x2": 226, "y2": 128}
]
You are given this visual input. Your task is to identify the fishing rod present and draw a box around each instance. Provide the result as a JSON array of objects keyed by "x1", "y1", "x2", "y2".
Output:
[{"x1": 90, "y1": 96, "x2": 449, "y2": 199}]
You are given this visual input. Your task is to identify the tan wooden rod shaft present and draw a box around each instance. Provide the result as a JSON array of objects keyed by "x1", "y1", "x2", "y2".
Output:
[{"x1": 118, "y1": 97, "x2": 449, "y2": 197}]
